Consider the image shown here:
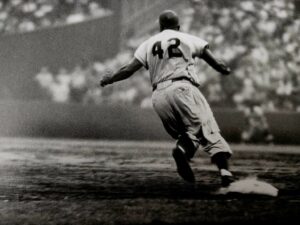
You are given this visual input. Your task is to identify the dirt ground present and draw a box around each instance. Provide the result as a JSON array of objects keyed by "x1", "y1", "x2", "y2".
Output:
[{"x1": 0, "y1": 138, "x2": 299, "y2": 225}]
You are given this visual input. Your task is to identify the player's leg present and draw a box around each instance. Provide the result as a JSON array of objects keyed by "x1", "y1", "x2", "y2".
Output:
[
  {"x1": 184, "y1": 84, "x2": 235, "y2": 187},
  {"x1": 176, "y1": 134, "x2": 198, "y2": 160},
  {"x1": 201, "y1": 134, "x2": 235, "y2": 187},
  {"x1": 152, "y1": 84, "x2": 198, "y2": 183},
  {"x1": 212, "y1": 152, "x2": 235, "y2": 187},
  {"x1": 172, "y1": 134, "x2": 199, "y2": 183}
]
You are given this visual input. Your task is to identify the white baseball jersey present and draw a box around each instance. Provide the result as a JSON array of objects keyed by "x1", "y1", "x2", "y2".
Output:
[{"x1": 134, "y1": 29, "x2": 208, "y2": 86}]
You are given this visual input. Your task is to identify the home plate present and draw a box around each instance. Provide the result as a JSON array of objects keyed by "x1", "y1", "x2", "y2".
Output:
[{"x1": 217, "y1": 177, "x2": 279, "y2": 197}]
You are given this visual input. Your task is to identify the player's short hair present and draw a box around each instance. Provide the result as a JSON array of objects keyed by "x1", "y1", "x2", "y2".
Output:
[{"x1": 159, "y1": 10, "x2": 180, "y2": 31}]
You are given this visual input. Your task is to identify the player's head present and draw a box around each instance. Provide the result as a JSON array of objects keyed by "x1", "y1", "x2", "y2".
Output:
[{"x1": 159, "y1": 10, "x2": 180, "y2": 31}]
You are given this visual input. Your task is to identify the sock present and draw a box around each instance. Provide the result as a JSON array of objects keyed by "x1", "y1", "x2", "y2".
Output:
[{"x1": 211, "y1": 152, "x2": 230, "y2": 173}]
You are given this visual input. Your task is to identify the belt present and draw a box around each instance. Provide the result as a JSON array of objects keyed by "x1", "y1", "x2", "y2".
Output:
[{"x1": 152, "y1": 77, "x2": 199, "y2": 91}]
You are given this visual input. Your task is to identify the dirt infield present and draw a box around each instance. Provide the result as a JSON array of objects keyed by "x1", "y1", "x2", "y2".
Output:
[{"x1": 0, "y1": 138, "x2": 299, "y2": 224}]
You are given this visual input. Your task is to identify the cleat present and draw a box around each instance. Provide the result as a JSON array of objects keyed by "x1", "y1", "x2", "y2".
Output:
[
  {"x1": 221, "y1": 175, "x2": 235, "y2": 187},
  {"x1": 172, "y1": 148, "x2": 195, "y2": 183}
]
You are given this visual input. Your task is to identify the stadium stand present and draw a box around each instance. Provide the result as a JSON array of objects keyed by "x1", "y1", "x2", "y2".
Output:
[
  {"x1": 0, "y1": 0, "x2": 111, "y2": 34},
  {"x1": 35, "y1": 0, "x2": 300, "y2": 112},
  {"x1": 32, "y1": 0, "x2": 299, "y2": 143}
]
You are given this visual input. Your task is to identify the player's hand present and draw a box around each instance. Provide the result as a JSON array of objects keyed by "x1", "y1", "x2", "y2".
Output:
[
  {"x1": 222, "y1": 67, "x2": 231, "y2": 76},
  {"x1": 100, "y1": 73, "x2": 113, "y2": 87}
]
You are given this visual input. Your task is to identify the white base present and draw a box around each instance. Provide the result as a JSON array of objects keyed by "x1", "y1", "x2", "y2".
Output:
[{"x1": 218, "y1": 177, "x2": 278, "y2": 197}]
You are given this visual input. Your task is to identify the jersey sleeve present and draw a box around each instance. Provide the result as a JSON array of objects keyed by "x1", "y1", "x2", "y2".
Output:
[
  {"x1": 191, "y1": 36, "x2": 209, "y2": 57},
  {"x1": 134, "y1": 41, "x2": 148, "y2": 69}
]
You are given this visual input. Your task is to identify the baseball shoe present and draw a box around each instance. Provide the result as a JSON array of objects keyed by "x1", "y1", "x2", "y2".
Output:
[
  {"x1": 221, "y1": 175, "x2": 235, "y2": 187},
  {"x1": 172, "y1": 147, "x2": 195, "y2": 183}
]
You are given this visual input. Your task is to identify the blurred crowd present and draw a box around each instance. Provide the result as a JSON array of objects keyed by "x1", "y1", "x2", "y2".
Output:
[
  {"x1": 34, "y1": 0, "x2": 300, "y2": 143},
  {"x1": 35, "y1": 52, "x2": 152, "y2": 107},
  {"x1": 189, "y1": 0, "x2": 300, "y2": 112},
  {"x1": 36, "y1": 0, "x2": 299, "y2": 110},
  {"x1": 0, "y1": 0, "x2": 110, "y2": 34}
]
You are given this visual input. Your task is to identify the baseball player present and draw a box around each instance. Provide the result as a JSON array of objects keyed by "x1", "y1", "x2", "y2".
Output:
[{"x1": 100, "y1": 10, "x2": 234, "y2": 187}]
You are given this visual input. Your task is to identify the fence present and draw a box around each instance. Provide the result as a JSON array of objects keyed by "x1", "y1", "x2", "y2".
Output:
[{"x1": 0, "y1": 101, "x2": 299, "y2": 144}]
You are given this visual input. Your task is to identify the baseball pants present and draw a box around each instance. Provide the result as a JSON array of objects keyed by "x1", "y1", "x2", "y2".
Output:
[{"x1": 152, "y1": 80, "x2": 232, "y2": 157}]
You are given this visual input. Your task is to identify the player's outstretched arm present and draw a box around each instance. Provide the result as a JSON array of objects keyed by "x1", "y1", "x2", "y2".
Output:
[
  {"x1": 201, "y1": 47, "x2": 231, "y2": 75},
  {"x1": 100, "y1": 58, "x2": 143, "y2": 87}
]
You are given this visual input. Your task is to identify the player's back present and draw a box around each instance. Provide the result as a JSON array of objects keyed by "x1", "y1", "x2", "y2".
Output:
[{"x1": 134, "y1": 29, "x2": 208, "y2": 86}]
